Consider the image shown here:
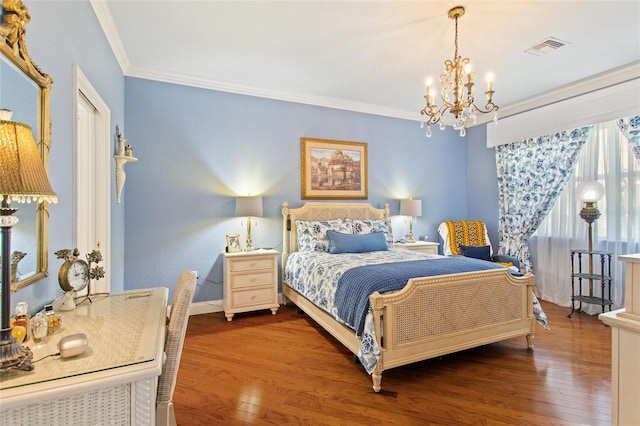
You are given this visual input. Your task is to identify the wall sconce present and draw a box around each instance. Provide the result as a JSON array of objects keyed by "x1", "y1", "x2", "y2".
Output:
[
  {"x1": 114, "y1": 125, "x2": 137, "y2": 204},
  {"x1": 235, "y1": 196, "x2": 263, "y2": 251},
  {"x1": 399, "y1": 199, "x2": 422, "y2": 243},
  {"x1": 0, "y1": 112, "x2": 57, "y2": 372},
  {"x1": 577, "y1": 180, "x2": 605, "y2": 297}
]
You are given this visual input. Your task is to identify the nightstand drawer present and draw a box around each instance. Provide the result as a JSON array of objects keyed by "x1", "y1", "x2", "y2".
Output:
[
  {"x1": 231, "y1": 287, "x2": 274, "y2": 307},
  {"x1": 229, "y1": 271, "x2": 274, "y2": 289},
  {"x1": 229, "y1": 257, "x2": 274, "y2": 272}
]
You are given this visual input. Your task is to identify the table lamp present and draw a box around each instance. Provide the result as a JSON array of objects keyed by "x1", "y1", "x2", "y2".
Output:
[
  {"x1": 1, "y1": 112, "x2": 57, "y2": 372},
  {"x1": 577, "y1": 180, "x2": 605, "y2": 297},
  {"x1": 235, "y1": 196, "x2": 263, "y2": 251},
  {"x1": 400, "y1": 199, "x2": 422, "y2": 243}
]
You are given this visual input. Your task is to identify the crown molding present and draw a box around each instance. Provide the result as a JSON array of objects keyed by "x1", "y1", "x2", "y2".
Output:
[
  {"x1": 90, "y1": 0, "x2": 129, "y2": 73},
  {"x1": 125, "y1": 65, "x2": 419, "y2": 122}
]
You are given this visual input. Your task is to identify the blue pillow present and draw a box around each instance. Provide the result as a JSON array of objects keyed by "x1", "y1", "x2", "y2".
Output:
[
  {"x1": 327, "y1": 230, "x2": 389, "y2": 254},
  {"x1": 459, "y1": 245, "x2": 492, "y2": 261}
]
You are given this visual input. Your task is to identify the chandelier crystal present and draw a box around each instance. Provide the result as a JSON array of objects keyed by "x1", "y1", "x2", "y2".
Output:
[{"x1": 420, "y1": 6, "x2": 499, "y2": 137}]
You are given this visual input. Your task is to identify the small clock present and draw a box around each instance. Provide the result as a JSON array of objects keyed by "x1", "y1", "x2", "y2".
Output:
[{"x1": 58, "y1": 258, "x2": 90, "y2": 292}]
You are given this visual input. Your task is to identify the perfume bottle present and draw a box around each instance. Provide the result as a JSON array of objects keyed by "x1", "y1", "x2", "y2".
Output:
[
  {"x1": 14, "y1": 301, "x2": 30, "y2": 342},
  {"x1": 31, "y1": 311, "x2": 49, "y2": 344},
  {"x1": 44, "y1": 304, "x2": 62, "y2": 335}
]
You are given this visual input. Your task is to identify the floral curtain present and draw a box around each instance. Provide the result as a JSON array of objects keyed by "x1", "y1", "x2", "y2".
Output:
[
  {"x1": 616, "y1": 115, "x2": 640, "y2": 164},
  {"x1": 495, "y1": 126, "x2": 592, "y2": 272}
]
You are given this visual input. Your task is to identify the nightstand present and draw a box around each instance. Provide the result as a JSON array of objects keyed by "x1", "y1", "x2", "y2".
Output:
[
  {"x1": 223, "y1": 249, "x2": 279, "y2": 321},
  {"x1": 395, "y1": 241, "x2": 439, "y2": 255}
]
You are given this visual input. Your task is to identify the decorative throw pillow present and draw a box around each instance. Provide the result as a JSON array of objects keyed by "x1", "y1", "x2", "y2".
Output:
[
  {"x1": 459, "y1": 245, "x2": 492, "y2": 262},
  {"x1": 351, "y1": 219, "x2": 394, "y2": 249},
  {"x1": 327, "y1": 230, "x2": 388, "y2": 254},
  {"x1": 295, "y1": 218, "x2": 352, "y2": 252}
]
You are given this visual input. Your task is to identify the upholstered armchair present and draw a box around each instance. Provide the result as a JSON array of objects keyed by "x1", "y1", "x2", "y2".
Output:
[{"x1": 437, "y1": 220, "x2": 520, "y2": 270}]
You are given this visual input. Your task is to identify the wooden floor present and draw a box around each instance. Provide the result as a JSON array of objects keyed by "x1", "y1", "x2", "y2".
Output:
[{"x1": 174, "y1": 301, "x2": 612, "y2": 425}]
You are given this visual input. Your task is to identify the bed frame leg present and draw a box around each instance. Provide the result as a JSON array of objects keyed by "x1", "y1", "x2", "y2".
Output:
[
  {"x1": 526, "y1": 333, "x2": 534, "y2": 350},
  {"x1": 372, "y1": 373, "x2": 382, "y2": 393}
]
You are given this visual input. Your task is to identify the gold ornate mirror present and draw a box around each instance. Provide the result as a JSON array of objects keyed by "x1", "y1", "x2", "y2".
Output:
[{"x1": 1, "y1": 0, "x2": 53, "y2": 292}]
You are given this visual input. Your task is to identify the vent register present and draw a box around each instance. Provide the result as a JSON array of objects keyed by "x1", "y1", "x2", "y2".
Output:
[{"x1": 525, "y1": 37, "x2": 568, "y2": 56}]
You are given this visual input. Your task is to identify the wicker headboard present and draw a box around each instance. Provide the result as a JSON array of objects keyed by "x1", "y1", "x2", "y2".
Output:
[{"x1": 281, "y1": 201, "x2": 390, "y2": 270}]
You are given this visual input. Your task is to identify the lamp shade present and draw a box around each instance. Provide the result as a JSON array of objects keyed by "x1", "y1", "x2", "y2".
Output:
[
  {"x1": 576, "y1": 181, "x2": 604, "y2": 203},
  {"x1": 235, "y1": 196, "x2": 263, "y2": 218},
  {"x1": 0, "y1": 120, "x2": 57, "y2": 204},
  {"x1": 400, "y1": 199, "x2": 422, "y2": 217}
]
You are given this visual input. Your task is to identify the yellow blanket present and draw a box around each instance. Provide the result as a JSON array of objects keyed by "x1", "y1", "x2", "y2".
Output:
[{"x1": 443, "y1": 220, "x2": 488, "y2": 255}]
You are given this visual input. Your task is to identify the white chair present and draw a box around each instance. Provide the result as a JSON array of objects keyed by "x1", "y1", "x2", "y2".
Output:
[{"x1": 156, "y1": 270, "x2": 197, "y2": 426}]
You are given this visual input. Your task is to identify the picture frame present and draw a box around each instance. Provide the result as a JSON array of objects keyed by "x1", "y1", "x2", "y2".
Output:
[
  {"x1": 226, "y1": 234, "x2": 242, "y2": 253},
  {"x1": 301, "y1": 137, "x2": 368, "y2": 200}
]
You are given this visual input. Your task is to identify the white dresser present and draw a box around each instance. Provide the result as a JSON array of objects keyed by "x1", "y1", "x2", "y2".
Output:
[
  {"x1": 0, "y1": 287, "x2": 168, "y2": 425},
  {"x1": 599, "y1": 253, "x2": 640, "y2": 426}
]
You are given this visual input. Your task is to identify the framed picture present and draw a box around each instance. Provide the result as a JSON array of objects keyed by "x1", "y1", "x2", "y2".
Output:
[
  {"x1": 226, "y1": 234, "x2": 242, "y2": 253},
  {"x1": 301, "y1": 137, "x2": 368, "y2": 200}
]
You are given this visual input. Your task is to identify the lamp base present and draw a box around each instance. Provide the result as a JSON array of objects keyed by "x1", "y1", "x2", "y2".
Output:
[
  {"x1": 0, "y1": 328, "x2": 34, "y2": 373},
  {"x1": 405, "y1": 232, "x2": 416, "y2": 243}
]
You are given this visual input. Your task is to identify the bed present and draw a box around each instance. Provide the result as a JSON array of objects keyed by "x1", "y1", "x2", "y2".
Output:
[{"x1": 281, "y1": 201, "x2": 541, "y2": 393}]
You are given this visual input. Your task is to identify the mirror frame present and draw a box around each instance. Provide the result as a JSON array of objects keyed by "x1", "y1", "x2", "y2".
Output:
[{"x1": 1, "y1": 0, "x2": 53, "y2": 292}]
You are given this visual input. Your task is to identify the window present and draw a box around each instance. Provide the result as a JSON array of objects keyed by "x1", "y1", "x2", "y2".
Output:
[{"x1": 532, "y1": 120, "x2": 640, "y2": 312}]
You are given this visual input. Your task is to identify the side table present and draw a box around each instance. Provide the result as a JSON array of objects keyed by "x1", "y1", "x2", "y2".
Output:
[
  {"x1": 223, "y1": 249, "x2": 279, "y2": 321},
  {"x1": 568, "y1": 249, "x2": 613, "y2": 317}
]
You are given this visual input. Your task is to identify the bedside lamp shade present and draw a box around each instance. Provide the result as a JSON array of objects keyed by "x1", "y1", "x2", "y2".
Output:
[
  {"x1": 400, "y1": 199, "x2": 422, "y2": 218},
  {"x1": 235, "y1": 196, "x2": 263, "y2": 219},
  {"x1": 400, "y1": 199, "x2": 422, "y2": 243},
  {"x1": 1, "y1": 117, "x2": 57, "y2": 373},
  {"x1": 236, "y1": 196, "x2": 263, "y2": 250}
]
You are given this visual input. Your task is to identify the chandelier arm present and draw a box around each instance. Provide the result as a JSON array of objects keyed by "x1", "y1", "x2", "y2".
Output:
[
  {"x1": 420, "y1": 104, "x2": 448, "y2": 125},
  {"x1": 468, "y1": 101, "x2": 499, "y2": 115}
]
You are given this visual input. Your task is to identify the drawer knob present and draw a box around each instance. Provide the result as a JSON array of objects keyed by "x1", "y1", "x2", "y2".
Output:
[{"x1": 250, "y1": 262, "x2": 256, "y2": 267}]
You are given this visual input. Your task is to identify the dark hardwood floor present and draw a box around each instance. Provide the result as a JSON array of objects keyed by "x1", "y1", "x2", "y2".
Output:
[{"x1": 174, "y1": 301, "x2": 611, "y2": 425}]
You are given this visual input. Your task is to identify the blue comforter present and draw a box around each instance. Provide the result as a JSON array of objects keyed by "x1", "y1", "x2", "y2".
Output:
[{"x1": 334, "y1": 256, "x2": 507, "y2": 337}]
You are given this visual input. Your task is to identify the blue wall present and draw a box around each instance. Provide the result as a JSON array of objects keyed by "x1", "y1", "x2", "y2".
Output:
[
  {"x1": 8, "y1": 0, "x2": 125, "y2": 313},
  {"x1": 466, "y1": 125, "x2": 500, "y2": 247},
  {"x1": 124, "y1": 77, "x2": 472, "y2": 302}
]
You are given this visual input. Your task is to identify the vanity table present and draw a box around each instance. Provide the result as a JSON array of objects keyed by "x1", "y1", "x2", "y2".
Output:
[{"x1": 0, "y1": 287, "x2": 168, "y2": 425}]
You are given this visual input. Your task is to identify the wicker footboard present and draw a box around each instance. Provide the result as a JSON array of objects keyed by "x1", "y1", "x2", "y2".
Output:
[{"x1": 368, "y1": 269, "x2": 535, "y2": 392}]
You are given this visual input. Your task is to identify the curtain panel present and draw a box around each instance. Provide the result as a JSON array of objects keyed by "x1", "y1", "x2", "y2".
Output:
[
  {"x1": 496, "y1": 126, "x2": 592, "y2": 273},
  {"x1": 617, "y1": 115, "x2": 640, "y2": 164}
]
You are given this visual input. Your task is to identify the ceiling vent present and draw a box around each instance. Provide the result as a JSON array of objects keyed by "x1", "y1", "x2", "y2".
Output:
[{"x1": 525, "y1": 37, "x2": 568, "y2": 56}]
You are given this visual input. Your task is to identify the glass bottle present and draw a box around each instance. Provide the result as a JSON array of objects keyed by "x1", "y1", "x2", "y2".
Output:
[
  {"x1": 31, "y1": 311, "x2": 49, "y2": 343},
  {"x1": 44, "y1": 304, "x2": 62, "y2": 335},
  {"x1": 14, "y1": 301, "x2": 30, "y2": 342}
]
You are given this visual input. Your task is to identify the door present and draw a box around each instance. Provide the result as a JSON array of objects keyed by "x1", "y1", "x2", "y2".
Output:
[{"x1": 73, "y1": 65, "x2": 111, "y2": 294}]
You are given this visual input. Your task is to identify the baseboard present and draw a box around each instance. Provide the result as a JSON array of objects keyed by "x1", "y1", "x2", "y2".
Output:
[
  {"x1": 186, "y1": 294, "x2": 284, "y2": 316},
  {"x1": 189, "y1": 299, "x2": 224, "y2": 315}
]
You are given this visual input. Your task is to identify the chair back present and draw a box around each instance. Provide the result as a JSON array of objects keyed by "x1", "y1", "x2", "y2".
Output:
[
  {"x1": 438, "y1": 220, "x2": 492, "y2": 256},
  {"x1": 157, "y1": 270, "x2": 197, "y2": 404}
]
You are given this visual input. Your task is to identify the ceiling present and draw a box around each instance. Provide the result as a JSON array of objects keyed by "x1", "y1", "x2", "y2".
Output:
[{"x1": 92, "y1": 1, "x2": 640, "y2": 123}]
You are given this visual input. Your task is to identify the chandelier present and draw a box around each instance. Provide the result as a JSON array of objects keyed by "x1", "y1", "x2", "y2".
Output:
[{"x1": 420, "y1": 6, "x2": 499, "y2": 137}]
